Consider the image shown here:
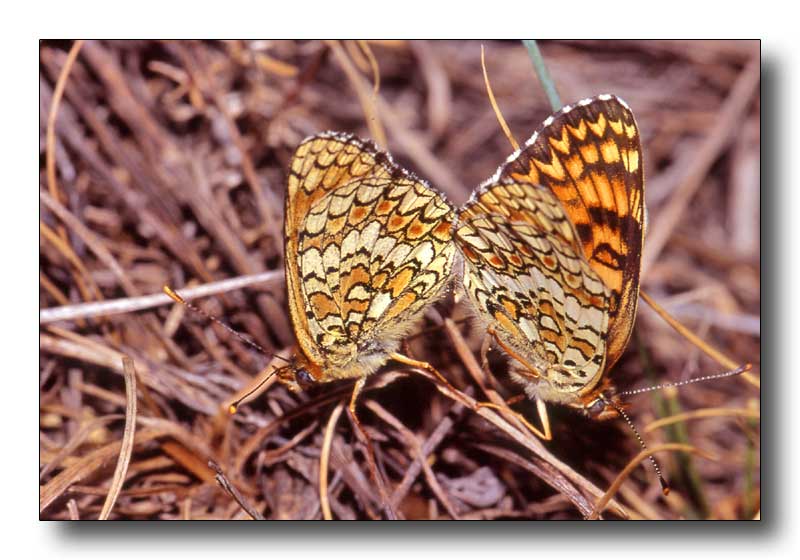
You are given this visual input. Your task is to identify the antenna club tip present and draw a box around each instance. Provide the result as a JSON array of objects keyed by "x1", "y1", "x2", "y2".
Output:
[
  {"x1": 163, "y1": 285, "x2": 185, "y2": 304},
  {"x1": 228, "y1": 404, "x2": 239, "y2": 415},
  {"x1": 659, "y1": 477, "x2": 671, "y2": 496}
]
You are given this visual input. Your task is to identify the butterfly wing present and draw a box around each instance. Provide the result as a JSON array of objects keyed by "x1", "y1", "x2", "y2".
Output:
[
  {"x1": 456, "y1": 180, "x2": 611, "y2": 398},
  {"x1": 498, "y1": 95, "x2": 645, "y2": 368},
  {"x1": 286, "y1": 133, "x2": 455, "y2": 375}
]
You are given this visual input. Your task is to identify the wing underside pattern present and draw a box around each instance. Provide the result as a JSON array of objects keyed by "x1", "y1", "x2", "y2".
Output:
[
  {"x1": 286, "y1": 133, "x2": 456, "y2": 372},
  {"x1": 456, "y1": 95, "x2": 645, "y2": 398},
  {"x1": 457, "y1": 181, "x2": 610, "y2": 394}
]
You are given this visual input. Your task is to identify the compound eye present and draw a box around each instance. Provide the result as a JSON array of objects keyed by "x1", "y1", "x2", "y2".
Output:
[
  {"x1": 586, "y1": 399, "x2": 606, "y2": 418},
  {"x1": 295, "y1": 368, "x2": 315, "y2": 389}
]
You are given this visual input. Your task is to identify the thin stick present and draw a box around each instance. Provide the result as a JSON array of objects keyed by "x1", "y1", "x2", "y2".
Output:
[
  {"x1": 41, "y1": 189, "x2": 139, "y2": 296},
  {"x1": 446, "y1": 320, "x2": 545, "y2": 437},
  {"x1": 641, "y1": 57, "x2": 760, "y2": 273},
  {"x1": 412, "y1": 363, "x2": 627, "y2": 517},
  {"x1": 40, "y1": 270, "x2": 283, "y2": 324},
  {"x1": 389, "y1": 401, "x2": 461, "y2": 509},
  {"x1": 346, "y1": 378, "x2": 398, "y2": 520},
  {"x1": 176, "y1": 43, "x2": 276, "y2": 243},
  {"x1": 40, "y1": 427, "x2": 170, "y2": 513},
  {"x1": 475, "y1": 443, "x2": 608, "y2": 519},
  {"x1": 522, "y1": 40, "x2": 561, "y2": 111},
  {"x1": 67, "y1": 499, "x2": 80, "y2": 520},
  {"x1": 261, "y1": 421, "x2": 319, "y2": 464},
  {"x1": 46, "y1": 39, "x2": 84, "y2": 207},
  {"x1": 98, "y1": 356, "x2": 138, "y2": 520},
  {"x1": 327, "y1": 40, "x2": 387, "y2": 150},
  {"x1": 40, "y1": 414, "x2": 124, "y2": 481},
  {"x1": 357, "y1": 40, "x2": 381, "y2": 96},
  {"x1": 440, "y1": 319, "x2": 626, "y2": 515},
  {"x1": 40, "y1": 271, "x2": 70, "y2": 308},
  {"x1": 640, "y1": 291, "x2": 758, "y2": 387},
  {"x1": 587, "y1": 443, "x2": 716, "y2": 520},
  {"x1": 320, "y1": 402, "x2": 345, "y2": 520},
  {"x1": 326, "y1": 44, "x2": 464, "y2": 200},
  {"x1": 209, "y1": 460, "x2": 265, "y2": 520},
  {"x1": 644, "y1": 407, "x2": 760, "y2": 433},
  {"x1": 481, "y1": 44, "x2": 519, "y2": 151},
  {"x1": 366, "y1": 400, "x2": 461, "y2": 520},
  {"x1": 233, "y1": 387, "x2": 353, "y2": 474},
  {"x1": 40, "y1": 220, "x2": 102, "y2": 302}
]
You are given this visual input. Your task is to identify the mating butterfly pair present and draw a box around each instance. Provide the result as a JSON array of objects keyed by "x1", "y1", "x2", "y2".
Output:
[{"x1": 278, "y1": 94, "x2": 644, "y2": 429}]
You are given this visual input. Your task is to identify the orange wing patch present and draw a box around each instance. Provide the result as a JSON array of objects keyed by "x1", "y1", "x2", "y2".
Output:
[
  {"x1": 499, "y1": 94, "x2": 645, "y2": 370},
  {"x1": 455, "y1": 94, "x2": 645, "y2": 411}
]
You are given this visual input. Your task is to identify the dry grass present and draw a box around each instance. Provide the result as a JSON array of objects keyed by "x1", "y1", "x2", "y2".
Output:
[{"x1": 39, "y1": 40, "x2": 760, "y2": 520}]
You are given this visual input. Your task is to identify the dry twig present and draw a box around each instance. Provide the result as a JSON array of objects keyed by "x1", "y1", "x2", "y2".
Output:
[{"x1": 98, "y1": 357, "x2": 138, "y2": 519}]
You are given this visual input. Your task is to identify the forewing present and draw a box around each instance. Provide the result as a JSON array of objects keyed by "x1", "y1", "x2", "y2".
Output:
[
  {"x1": 498, "y1": 95, "x2": 645, "y2": 367},
  {"x1": 456, "y1": 181, "x2": 610, "y2": 394}
]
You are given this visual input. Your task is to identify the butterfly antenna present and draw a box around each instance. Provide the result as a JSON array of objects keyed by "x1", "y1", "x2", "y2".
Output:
[
  {"x1": 602, "y1": 396, "x2": 670, "y2": 496},
  {"x1": 163, "y1": 285, "x2": 290, "y2": 365},
  {"x1": 617, "y1": 364, "x2": 751, "y2": 398},
  {"x1": 227, "y1": 366, "x2": 284, "y2": 415}
]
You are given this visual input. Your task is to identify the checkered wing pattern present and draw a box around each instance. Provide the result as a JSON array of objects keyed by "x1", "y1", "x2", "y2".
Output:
[
  {"x1": 457, "y1": 181, "x2": 611, "y2": 397},
  {"x1": 285, "y1": 133, "x2": 456, "y2": 381},
  {"x1": 456, "y1": 95, "x2": 645, "y2": 403},
  {"x1": 499, "y1": 95, "x2": 645, "y2": 368}
]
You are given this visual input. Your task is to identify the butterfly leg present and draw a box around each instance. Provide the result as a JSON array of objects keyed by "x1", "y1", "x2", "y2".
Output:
[
  {"x1": 474, "y1": 328, "x2": 552, "y2": 439},
  {"x1": 486, "y1": 326, "x2": 542, "y2": 377},
  {"x1": 533, "y1": 397, "x2": 553, "y2": 441},
  {"x1": 490, "y1": 399, "x2": 551, "y2": 441},
  {"x1": 346, "y1": 376, "x2": 397, "y2": 520},
  {"x1": 389, "y1": 352, "x2": 460, "y2": 394},
  {"x1": 348, "y1": 375, "x2": 367, "y2": 417},
  {"x1": 480, "y1": 332, "x2": 493, "y2": 374},
  {"x1": 475, "y1": 398, "x2": 553, "y2": 441}
]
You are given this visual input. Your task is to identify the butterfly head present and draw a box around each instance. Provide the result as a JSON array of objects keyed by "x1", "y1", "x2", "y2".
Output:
[
  {"x1": 276, "y1": 353, "x2": 324, "y2": 393},
  {"x1": 580, "y1": 391, "x2": 625, "y2": 421}
]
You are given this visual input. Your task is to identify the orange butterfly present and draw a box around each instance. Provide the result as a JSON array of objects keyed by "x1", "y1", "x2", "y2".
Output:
[{"x1": 279, "y1": 132, "x2": 457, "y2": 413}]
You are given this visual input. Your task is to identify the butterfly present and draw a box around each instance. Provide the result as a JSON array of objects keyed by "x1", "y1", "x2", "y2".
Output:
[
  {"x1": 454, "y1": 94, "x2": 645, "y2": 439},
  {"x1": 278, "y1": 132, "x2": 457, "y2": 413}
]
